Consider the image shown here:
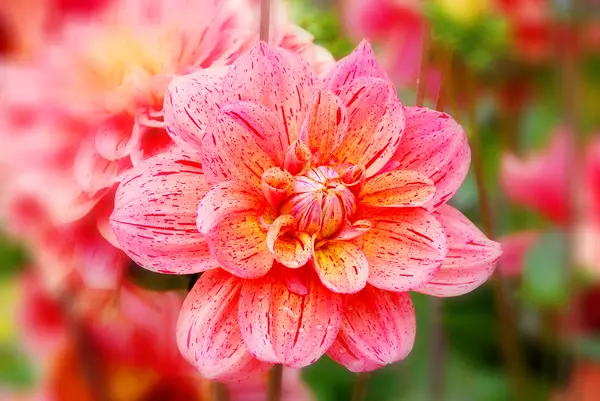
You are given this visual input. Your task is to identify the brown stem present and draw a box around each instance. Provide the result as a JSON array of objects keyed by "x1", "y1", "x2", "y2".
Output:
[
  {"x1": 464, "y1": 69, "x2": 528, "y2": 399},
  {"x1": 350, "y1": 372, "x2": 371, "y2": 401},
  {"x1": 58, "y1": 291, "x2": 110, "y2": 401},
  {"x1": 211, "y1": 382, "x2": 230, "y2": 401},
  {"x1": 415, "y1": 25, "x2": 430, "y2": 107},
  {"x1": 259, "y1": 0, "x2": 271, "y2": 43},
  {"x1": 267, "y1": 364, "x2": 283, "y2": 401}
]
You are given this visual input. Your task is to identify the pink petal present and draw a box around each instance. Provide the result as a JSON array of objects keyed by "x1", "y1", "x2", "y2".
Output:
[
  {"x1": 500, "y1": 131, "x2": 568, "y2": 224},
  {"x1": 333, "y1": 77, "x2": 405, "y2": 177},
  {"x1": 95, "y1": 112, "x2": 135, "y2": 161},
  {"x1": 197, "y1": 181, "x2": 265, "y2": 235},
  {"x1": 322, "y1": 40, "x2": 388, "y2": 94},
  {"x1": 206, "y1": 213, "x2": 274, "y2": 279},
  {"x1": 313, "y1": 241, "x2": 369, "y2": 294},
  {"x1": 110, "y1": 150, "x2": 219, "y2": 274},
  {"x1": 327, "y1": 286, "x2": 416, "y2": 372},
  {"x1": 177, "y1": 269, "x2": 272, "y2": 381},
  {"x1": 200, "y1": 109, "x2": 277, "y2": 187},
  {"x1": 238, "y1": 268, "x2": 343, "y2": 367},
  {"x1": 416, "y1": 205, "x2": 502, "y2": 297},
  {"x1": 74, "y1": 138, "x2": 118, "y2": 194},
  {"x1": 163, "y1": 68, "x2": 224, "y2": 154},
  {"x1": 222, "y1": 42, "x2": 317, "y2": 145},
  {"x1": 497, "y1": 231, "x2": 540, "y2": 278},
  {"x1": 223, "y1": 101, "x2": 288, "y2": 165},
  {"x1": 386, "y1": 107, "x2": 470, "y2": 209},
  {"x1": 360, "y1": 170, "x2": 436, "y2": 207},
  {"x1": 356, "y1": 208, "x2": 447, "y2": 292},
  {"x1": 300, "y1": 90, "x2": 348, "y2": 162}
]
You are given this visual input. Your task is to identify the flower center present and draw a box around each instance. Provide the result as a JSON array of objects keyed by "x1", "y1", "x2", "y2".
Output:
[{"x1": 280, "y1": 166, "x2": 356, "y2": 238}]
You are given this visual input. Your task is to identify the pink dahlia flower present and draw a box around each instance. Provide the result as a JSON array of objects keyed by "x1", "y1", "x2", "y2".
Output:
[
  {"x1": 500, "y1": 130, "x2": 600, "y2": 277},
  {"x1": 342, "y1": 0, "x2": 439, "y2": 94},
  {"x1": 110, "y1": 41, "x2": 501, "y2": 380}
]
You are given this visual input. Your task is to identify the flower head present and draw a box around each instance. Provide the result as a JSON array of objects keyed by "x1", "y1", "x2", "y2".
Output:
[{"x1": 111, "y1": 41, "x2": 501, "y2": 380}]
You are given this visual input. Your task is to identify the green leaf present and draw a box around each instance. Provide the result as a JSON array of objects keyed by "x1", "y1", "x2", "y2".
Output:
[
  {"x1": 522, "y1": 229, "x2": 568, "y2": 308},
  {"x1": 127, "y1": 263, "x2": 190, "y2": 291}
]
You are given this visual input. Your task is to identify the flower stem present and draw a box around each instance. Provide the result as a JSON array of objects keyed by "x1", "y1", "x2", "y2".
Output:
[
  {"x1": 211, "y1": 382, "x2": 229, "y2": 401},
  {"x1": 350, "y1": 372, "x2": 371, "y2": 401},
  {"x1": 465, "y1": 68, "x2": 528, "y2": 399},
  {"x1": 260, "y1": 0, "x2": 271, "y2": 43},
  {"x1": 267, "y1": 364, "x2": 283, "y2": 401}
]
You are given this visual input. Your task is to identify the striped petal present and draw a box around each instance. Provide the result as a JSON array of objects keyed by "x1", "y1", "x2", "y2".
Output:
[
  {"x1": 222, "y1": 42, "x2": 316, "y2": 145},
  {"x1": 313, "y1": 241, "x2": 368, "y2": 294},
  {"x1": 206, "y1": 213, "x2": 274, "y2": 279},
  {"x1": 416, "y1": 205, "x2": 502, "y2": 297},
  {"x1": 200, "y1": 110, "x2": 277, "y2": 187},
  {"x1": 196, "y1": 181, "x2": 265, "y2": 235},
  {"x1": 356, "y1": 208, "x2": 447, "y2": 292},
  {"x1": 177, "y1": 270, "x2": 272, "y2": 381},
  {"x1": 386, "y1": 107, "x2": 470, "y2": 210},
  {"x1": 327, "y1": 286, "x2": 416, "y2": 372},
  {"x1": 333, "y1": 77, "x2": 405, "y2": 177},
  {"x1": 322, "y1": 40, "x2": 388, "y2": 94},
  {"x1": 163, "y1": 68, "x2": 224, "y2": 154},
  {"x1": 360, "y1": 170, "x2": 436, "y2": 207},
  {"x1": 300, "y1": 90, "x2": 348, "y2": 162},
  {"x1": 110, "y1": 150, "x2": 219, "y2": 274},
  {"x1": 238, "y1": 268, "x2": 343, "y2": 367}
]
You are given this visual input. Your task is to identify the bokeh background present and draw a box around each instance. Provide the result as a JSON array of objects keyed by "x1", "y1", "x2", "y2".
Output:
[{"x1": 1, "y1": 0, "x2": 600, "y2": 400}]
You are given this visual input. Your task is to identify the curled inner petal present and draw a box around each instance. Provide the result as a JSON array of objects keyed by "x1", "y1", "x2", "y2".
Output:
[
  {"x1": 266, "y1": 215, "x2": 315, "y2": 269},
  {"x1": 284, "y1": 140, "x2": 312, "y2": 175},
  {"x1": 261, "y1": 167, "x2": 294, "y2": 208}
]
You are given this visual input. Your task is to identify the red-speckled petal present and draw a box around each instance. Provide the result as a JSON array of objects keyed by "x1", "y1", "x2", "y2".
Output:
[
  {"x1": 322, "y1": 40, "x2": 388, "y2": 94},
  {"x1": 163, "y1": 68, "x2": 224, "y2": 154},
  {"x1": 222, "y1": 42, "x2": 316, "y2": 145},
  {"x1": 300, "y1": 90, "x2": 348, "y2": 162},
  {"x1": 177, "y1": 269, "x2": 272, "y2": 381},
  {"x1": 197, "y1": 181, "x2": 265, "y2": 235},
  {"x1": 333, "y1": 77, "x2": 405, "y2": 177},
  {"x1": 222, "y1": 101, "x2": 289, "y2": 165},
  {"x1": 360, "y1": 170, "x2": 435, "y2": 207},
  {"x1": 415, "y1": 205, "x2": 501, "y2": 297},
  {"x1": 200, "y1": 109, "x2": 277, "y2": 187},
  {"x1": 206, "y1": 213, "x2": 274, "y2": 279},
  {"x1": 327, "y1": 286, "x2": 415, "y2": 372},
  {"x1": 110, "y1": 150, "x2": 219, "y2": 274},
  {"x1": 238, "y1": 269, "x2": 343, "y2": 367},
  {"x1": 356, "y1": 208, "x2": 447, "y2": 292},
  {"x1": 313, "y1": 241, "x2": 368, "y2": 294},
  {"x1": 266, "y1": 215, "x2": 314, "y2": 269},
  {"x1": 385, "y1": 107, "x2": 470, "y2": 210}
]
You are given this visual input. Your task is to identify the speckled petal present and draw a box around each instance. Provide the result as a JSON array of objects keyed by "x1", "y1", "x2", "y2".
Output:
[
  {"x1": 322, "y1": 40, "x2": 388, "y2": 94},
  {"x1": 416, "y1": 205, "x2": 501, "y2": 297},
  {"x1": 177, "y1": 269, "x2": 272, "y2": 381},
  {"x1": 163, "y1": 68, "x2": 224, "y2": 154},
  {"x1": 300, "y1": 90, "x2": 348, "y2": 162},
  {"x1": 333, "y1": 77, "x2": 405, "y2": 177},
  {"x1": 222, "y1": 101, "x2": 289, "y2": 165},
  {"x1": 313, "y1": 241, "x2": 368, "y2": 294},
  {"x1": 360, "y1": 170, "x2": 436, "y2": 207},
  {"x1": 238, "y1": 269, "x2": 343, "y2": 367},
  {"x1": 222, "y1": 42, "x2": 317, "y2": 144},
  {"x1": 110, "y1": 150, "x2": 219, "y2": 274},
  {"x1": 200, "y1": 110, "x2": 277, "y2": 187},
  {"x1": 385, "y1": 107, "x2": 470, "y2": 210},
  {"x1": 327, "y1": 286, "x2": 415, "y2": 372},
  {"x1": 196, "y1": 181, "x2": 265, "y2": 235},
  {"x1": 206, "y1": 213, "x2": 274, "y2": 279},
  {"x1": 356, "y1": 208, "x2": 447, "y2": 292}
]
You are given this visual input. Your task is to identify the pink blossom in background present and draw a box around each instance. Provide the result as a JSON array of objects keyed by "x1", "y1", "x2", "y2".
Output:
[
  {"x1": 14, "y1": 274, "x2": 315, "y2": 401},
  {"x1": 500, "y1": 130, "x2": 600, "y2": 277},
  {"x1": 342, "y1": 0, "x2": 439, "y2": 97},
  {"x1": 0, "y1": 0, "x2": 333, "y2": 293},
  {"x1": 110, "y1": 40, "x2": 501, "y2": 380}
]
